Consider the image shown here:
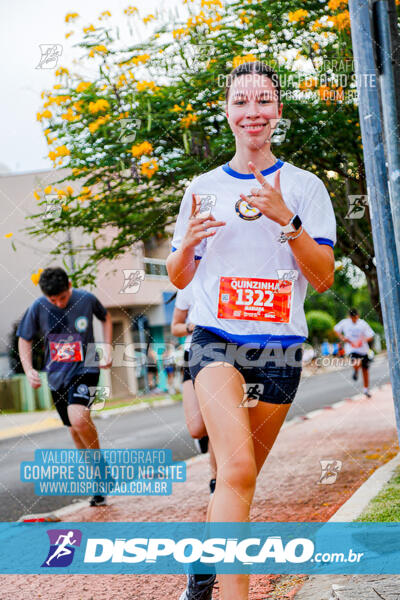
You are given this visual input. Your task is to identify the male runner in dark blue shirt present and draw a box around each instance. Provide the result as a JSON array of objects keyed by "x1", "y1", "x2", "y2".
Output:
[{"x1": 17, "y1": 267, "x2": 113, "y2": 506}]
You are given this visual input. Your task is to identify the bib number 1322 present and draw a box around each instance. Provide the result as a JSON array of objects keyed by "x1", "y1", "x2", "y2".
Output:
[{"x1": 217, "y1": 277, "x2": 293, "y2": 323}]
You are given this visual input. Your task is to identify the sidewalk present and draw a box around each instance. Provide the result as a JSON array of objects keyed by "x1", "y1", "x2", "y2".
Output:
[{"x1": 0, "y1": 383, "x2": 398, "y2": 599}]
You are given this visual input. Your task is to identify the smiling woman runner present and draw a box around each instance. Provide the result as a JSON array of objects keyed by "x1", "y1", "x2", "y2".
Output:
[{"x1": 167, "y1": 61, "x2": 336, "y2": 600}]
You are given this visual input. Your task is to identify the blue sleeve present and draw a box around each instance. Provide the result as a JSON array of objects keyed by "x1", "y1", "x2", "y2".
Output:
[
  {"x1": 90, "y1": 294, "x2": 107, "y2": 322},
  {"x1": 16, "y1": 304, "x2": 40, "y2": 341}
]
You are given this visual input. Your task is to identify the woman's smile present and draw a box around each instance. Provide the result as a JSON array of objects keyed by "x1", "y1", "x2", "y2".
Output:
[{"x1": 241, "y1": 122, "x2": 268, "y2": 133}]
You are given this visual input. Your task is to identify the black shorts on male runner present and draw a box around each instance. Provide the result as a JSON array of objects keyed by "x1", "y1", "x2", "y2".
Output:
[
  {"x1": 188, "y1": 326, "x2": 302, "y2": 405},
  {"x1": 349, "y1": 352, "x2": 371, "y2": 369},
  {"x1": 51, "y1": 373, "x2": 100, "y2": 426}
]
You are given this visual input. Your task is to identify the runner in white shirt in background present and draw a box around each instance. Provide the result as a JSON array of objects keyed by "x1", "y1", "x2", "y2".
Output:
[
  {"x1": 167, "y1": 61, "x2": 336, "y2": 600},
  {"x1": 334, "y1": 308, "x2": 375, "y2": 397},
  {"x1": 171, "y1": 283, "x2": 217, "y2": 494}
]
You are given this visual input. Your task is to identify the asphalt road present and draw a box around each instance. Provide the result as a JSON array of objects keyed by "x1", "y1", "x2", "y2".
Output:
[{"x1": 0, "y1": 357, "x2": 389, "y2": 521}]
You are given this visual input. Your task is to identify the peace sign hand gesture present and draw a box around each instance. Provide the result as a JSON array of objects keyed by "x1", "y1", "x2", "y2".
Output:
[
  {"x1": 240, "y1": 161, "x2": 294, "y2": 227},
  {"x1": 182, "y1": 194, "x2": 226, "y2": 252}
]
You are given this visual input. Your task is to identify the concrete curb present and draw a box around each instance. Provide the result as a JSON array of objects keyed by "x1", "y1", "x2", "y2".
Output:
[{"x1": 93, "y1": 396, "x2": 179, "y2": 419}]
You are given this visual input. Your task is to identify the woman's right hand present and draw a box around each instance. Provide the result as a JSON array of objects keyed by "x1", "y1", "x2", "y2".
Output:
[{"x1": 181, "y1": 194, "x2": 225, "y2": 251}]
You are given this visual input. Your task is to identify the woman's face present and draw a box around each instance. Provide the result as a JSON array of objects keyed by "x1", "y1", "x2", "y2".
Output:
[{"x1": 226, "y1": 73, "x2": 283, "y2": 151}]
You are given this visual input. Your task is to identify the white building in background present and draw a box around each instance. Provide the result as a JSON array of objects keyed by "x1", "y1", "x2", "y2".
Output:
[{"x1": 0, "y1": 167, "x2": 176, "y2": 396}]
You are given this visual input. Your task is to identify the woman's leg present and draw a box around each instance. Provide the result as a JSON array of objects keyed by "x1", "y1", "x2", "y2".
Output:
[
  {"x1": 195, "y1": 362, "x2": 256, "y2": 600},
  {"x1": 248, "y1": 401, "x2": 291, "y2": 474},
  {"x1": 182, "y1": 379, "x2": 207, "y2": 439}
]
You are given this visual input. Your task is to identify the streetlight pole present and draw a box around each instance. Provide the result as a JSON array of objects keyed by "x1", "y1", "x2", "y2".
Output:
[
  {"x1": 373, "y1": 0, "x2": 400, "y2": 264},
  {"x1": 348, "y1": 0, "x2": 400, "y2": 442}
]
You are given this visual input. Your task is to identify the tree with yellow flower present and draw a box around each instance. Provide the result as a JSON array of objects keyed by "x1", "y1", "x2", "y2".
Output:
[{"x1": 26, "y1": 0, "x2": 399, "y2": 316}]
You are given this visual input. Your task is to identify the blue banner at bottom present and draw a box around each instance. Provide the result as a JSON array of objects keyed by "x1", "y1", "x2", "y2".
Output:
[{"x1": 1, "y1": 522, "x2": 399, "y2": 574}]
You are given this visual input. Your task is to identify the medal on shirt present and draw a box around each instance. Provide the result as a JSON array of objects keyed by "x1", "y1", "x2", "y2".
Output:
[
  {"x1": 235, "y1": 198, "x2": 262, "y2": 221},
  {"x1": 217, "y1": 277, "x2": 293, "y2": 323}
]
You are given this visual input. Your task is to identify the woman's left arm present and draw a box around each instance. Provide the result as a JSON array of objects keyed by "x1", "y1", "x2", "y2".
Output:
[
  {"x1": 243, "y1": 162, "x2": 335, "y2": 294},
  {"x1": 286, "y1": 233, "x2": 334, "y2": 293}
]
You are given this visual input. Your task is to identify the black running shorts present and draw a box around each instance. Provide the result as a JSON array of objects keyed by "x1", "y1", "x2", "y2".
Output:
[
  {"x1": 188, "y1": 326, "x2": 302, "y2": 405},
  {"x1": 50, "y1": 372, "x2": 100, "y2": 426}
]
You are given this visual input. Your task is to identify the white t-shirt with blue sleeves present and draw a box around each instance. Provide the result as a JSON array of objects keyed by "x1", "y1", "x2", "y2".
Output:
[{"x1": 171, "y1": 160, "x2": 336, "y2": 346}]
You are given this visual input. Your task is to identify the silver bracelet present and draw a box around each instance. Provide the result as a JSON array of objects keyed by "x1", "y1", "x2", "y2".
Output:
[{"x1": 279, "y1": 225, "x2": 304, "y2": 244}]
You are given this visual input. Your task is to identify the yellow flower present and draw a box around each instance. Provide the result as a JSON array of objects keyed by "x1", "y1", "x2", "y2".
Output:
[
  {"x1": 61, "y1": 107, "x2": 80, "y2": 122},
  {"x1": 201, "y1": 0, "x2": 223, "y2": 6},
  {"x1": 56, "y1": 145, "x2": 70, "y2": 157},
  {"x1": 76, "y1": 81, "x2": 91, "y2": 93},
  {"x1": 288, "y1": 9, "x2": 309, "y2": 23},
  {"x1": 34, "y1": 191, "x2": 40, "y2": 200},
  {"x1": 143, "y1": 14, "x2": 155, "y2": 24},
  {"x1": 66, "y1": 186, "x2": 74, "y2": 195},
  {"x1": 186, "y1": 103, "x2": 193, "y2": 111},
  {"x1": 318, "y1": 85, "x2": 331, "y2": 101},
  {"x1": 312, "y1": 19, "x2": 323, "y2": 31},
  {"x1": 170, "y1": 104, "x2": 183, "y2": 113},
  {"x1": 88, "y1": 115, "x2": 110, "y2": 133},
  {"x1": 312, "y1": 42, "x2": 320, "y2": 52},
  {"x1": 48, "y1": 151, "x2": 57, "y2": 161},
  {"x1": 117, "y1": 73, "x2": 127, "y2": 88},
  {"x1": 140, "y1": 159, "x2": 158, "y2": 179},
  {"x1": 127, "y1": 54, "x2": 150, "y2": 66},
  {"x1": 172, "y1": 28, "x2": 188, "y2": 39},
  {"x1": 232, "y1": 54, "x2": 257, "y2": 68},
  {"x1": 124, "y1": 6, "x2": 138, "y2": 16},
  {"x1": 73, "y1": 100, "x2": 83, "y2": 112},
  {"x1": 332, "y1": 10, "x2": 351, "y2": 30},
  {"x1": 239, "y1": 10, "x2": 250, "y2": 24},
  {"x1": 328, "y1": 0, "x2": 348, "y2": 9},
  {"x1": 5, "y1": 232, "x2": 13, "y2": 238},
  {"x1": 55, "y1": 67, "x2": 69, "y2": 76},
  {"x1": 65, "y1": 31, "x2": 74, "y2": 39},
  {"x1": 131, "y1": 141, "x2": 153, "y2": 157},
  {"x1": 299, "y1": 77, "x2": 318, "y2": 91},
  {"x1": 65, "y1": 12, "x2": 79, "y2": 23},
  {"x1": 31, "y1": 269, "x2": 44, "y2": 286},
  {"x1": 88, "y1": 99, "x2": 110, "y2": 113},
  {"x1": 40, "y1": 109, "x2": 53, "y2": 120},
  {"x1": 88, "y1": 44, "x2": 108, "y2": 57},
  {"x1": 180, "y1": 113, "x2": 198, "y2": 128},
  {"x1": 136, "y1": 80, "x2": 158, "y2": 92},
  {"x1": 77, "y1": 186, "x2": 92, "y2": 201},
  {"x1": 44, "y1": 185, "x2": 52, "y2": 194},
  {"x1": 83, "y1": 24, "x2": 96, "y2": 33},
  {"x1": 99, "y1": 10, "x2": 111, "y2": 19}
]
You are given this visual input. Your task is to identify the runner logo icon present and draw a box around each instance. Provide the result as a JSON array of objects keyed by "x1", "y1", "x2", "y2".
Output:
[{"x1": 42, "y1": 529, "x2": 82, "y2": 567}]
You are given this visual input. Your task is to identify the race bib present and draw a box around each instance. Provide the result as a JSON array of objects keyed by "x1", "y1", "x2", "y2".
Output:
[
  {"x1": 217, "y1": 277, "x2": 293, "y2": 323},
  {"x1": 49, "y1": 334, "x2": 84, "y2": 363}
]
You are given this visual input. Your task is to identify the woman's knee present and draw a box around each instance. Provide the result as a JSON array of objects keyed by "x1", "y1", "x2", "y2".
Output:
[
  {"x1": 187, "y1": 417, "x2": 207, "y2": 438},
  {"x1": 219, "y1": 456, "x2": 257, "y2": 492}
]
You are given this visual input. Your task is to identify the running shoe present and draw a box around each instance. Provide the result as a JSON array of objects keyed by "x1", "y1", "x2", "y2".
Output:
[
  {"x1": 89, "y1": 495, "x2": 107, "y2": 507},
  {"x1": 364, "y1": 389, "x2": 372, "y2": 398},
  {"x1": 209, "y1": 478, "x2": 216, "y2": 494},
  {"x1": 179, "y1": 574, "x2": 216, "y2": 600},
  {"x1": 352, "y1": 370, "x2": 358, "y2": 381},
  {"x1": 194, "y1": 436, "x2": 209, "y2": 454}
]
